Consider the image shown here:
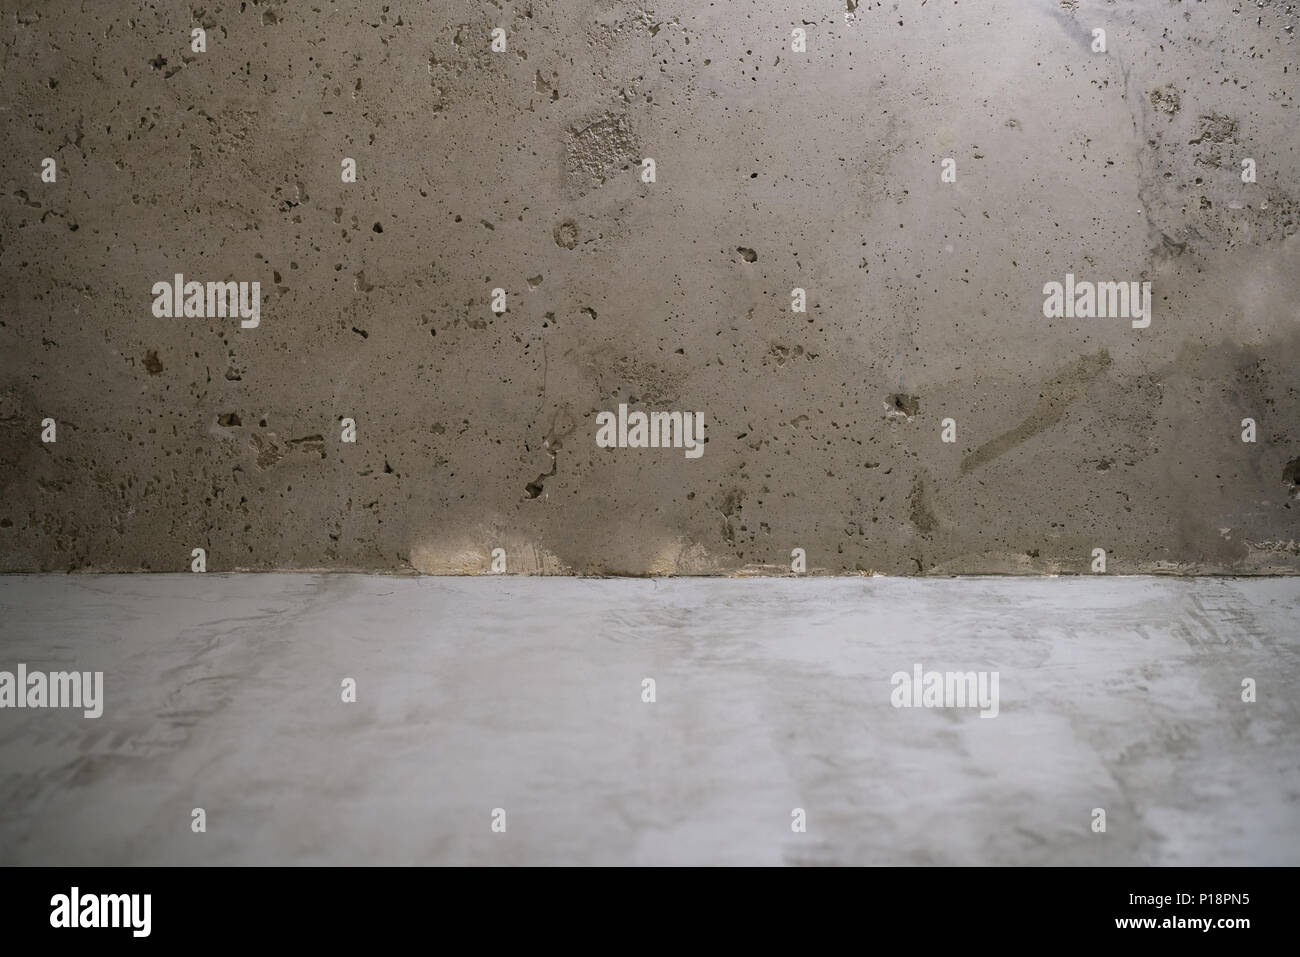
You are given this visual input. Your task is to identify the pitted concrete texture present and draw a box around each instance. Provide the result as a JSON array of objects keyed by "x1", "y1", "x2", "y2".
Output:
[
  {"x1": 1, "y1": 1, "x2": 1298, "y2": 575},
  {"x1": 1, "y1": 574, "x2": 1297, "y2": 865}
]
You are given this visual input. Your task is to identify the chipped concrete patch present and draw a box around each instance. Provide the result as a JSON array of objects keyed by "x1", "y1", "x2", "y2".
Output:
[{"x1": 563, "y1": 110, "x2": 640, "y2": 197}]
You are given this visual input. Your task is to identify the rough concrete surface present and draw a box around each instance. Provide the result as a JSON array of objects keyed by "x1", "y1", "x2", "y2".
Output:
[
  {"x1": 1, "y1": 575, "x2": 1297, "y2": 865},
  {"x1": 1, "y1": 1, "x2": 1298, "y2": 575}
]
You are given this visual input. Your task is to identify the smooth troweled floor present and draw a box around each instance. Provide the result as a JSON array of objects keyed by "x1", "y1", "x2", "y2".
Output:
[{"x1": 0, "y1": 574, "x2": 1296, "y2": 865}]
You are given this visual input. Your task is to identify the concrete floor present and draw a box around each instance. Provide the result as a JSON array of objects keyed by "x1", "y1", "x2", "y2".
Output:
[
  {"x1": 1, "y1": 573, "x2": 1296, "y2": 865},
  {"x1": 3, "y1": 1, "x2": 1299, "y2": 576}
]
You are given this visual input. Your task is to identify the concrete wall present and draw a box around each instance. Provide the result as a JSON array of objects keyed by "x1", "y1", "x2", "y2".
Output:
[{"x1": 2, "y1": 0, "x2": 1298, "y2": 575}]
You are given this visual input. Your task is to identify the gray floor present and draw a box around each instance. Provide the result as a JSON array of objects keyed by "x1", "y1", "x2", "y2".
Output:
[{"x1": 1, "y1": 574, "x2": 1297, "y2": 865}]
